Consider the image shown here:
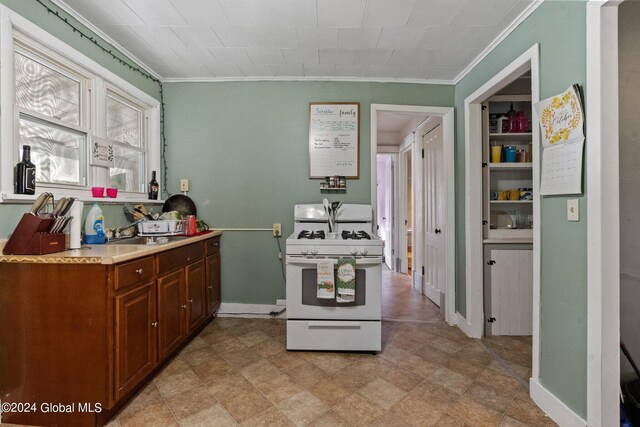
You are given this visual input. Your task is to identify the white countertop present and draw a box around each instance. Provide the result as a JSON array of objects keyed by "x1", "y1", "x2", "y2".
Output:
[{"x1": 0, "y1": 231, "x2": 222, "y2": 265}]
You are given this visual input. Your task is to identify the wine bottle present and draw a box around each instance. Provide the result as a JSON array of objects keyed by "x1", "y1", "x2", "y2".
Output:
[
  {"x1": 15, "y1": 145, "x2": 35, "y2": 195},
  {"x1": 148, "y1": 170, "x2": 159, "y2": 200}
]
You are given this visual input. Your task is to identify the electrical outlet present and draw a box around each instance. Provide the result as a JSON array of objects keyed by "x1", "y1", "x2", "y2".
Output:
[
  {"x1": 180, "y1": 179, "x2": 189, "y2": 192},
  {"x1": 567, "y1": 199, "x2": 579, "y2": 221},
  {"x1": 273, "y1": 223, "x2": 281, "y2": 237}
]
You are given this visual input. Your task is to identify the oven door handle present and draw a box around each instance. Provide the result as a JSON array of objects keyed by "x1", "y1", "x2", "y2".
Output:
[
  {"x1": 307, "y1": 321, "x2": 361, "y2": 328},
  {"x1": 286, "y1": 256, "x2": 381, "y2": 266}
]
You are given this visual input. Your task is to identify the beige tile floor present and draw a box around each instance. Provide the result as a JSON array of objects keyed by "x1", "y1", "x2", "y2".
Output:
[{"x1": 105, "y1": 269, "x2": 556, "y2": 427}]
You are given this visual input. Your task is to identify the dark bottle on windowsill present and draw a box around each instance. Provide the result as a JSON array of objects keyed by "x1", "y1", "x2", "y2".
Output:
[
  {"x1": 148, "y1": 170, "x2": 159, "y2": 200},
  {"x1": 15, "y1": 145, "x2": 35, "y2": 195}
]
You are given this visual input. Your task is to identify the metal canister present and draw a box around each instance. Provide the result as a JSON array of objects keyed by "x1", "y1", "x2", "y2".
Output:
[{"x1": 186, "y1": 215, "x2": 197, "y2": 235}]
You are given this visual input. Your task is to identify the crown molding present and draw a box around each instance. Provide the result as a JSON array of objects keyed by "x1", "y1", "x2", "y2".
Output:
[
  {"x1": 161, "y1": 76, "x2": 454, "y2": 85},
  {"x1": 453, "y1": 0, "x2": 544, "y2": 84},
  {"x1": 47, "y1": 0, "x2": 162, "y2": 81}
]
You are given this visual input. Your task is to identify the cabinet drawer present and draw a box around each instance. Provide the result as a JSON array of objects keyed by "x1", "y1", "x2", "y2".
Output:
[
  {"x1": 116, "y1": 257, "x2": 155, "y2": 291},
  {"x1": 157, "y1": 243, "x2": 204, "y2": 275},
  {"x1": 205, "y1": 236, "x2": 220, "y2": 255}
]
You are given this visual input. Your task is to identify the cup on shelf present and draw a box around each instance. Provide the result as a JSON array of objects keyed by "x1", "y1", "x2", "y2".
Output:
[
  {"x1": 106, "y1": 188, "x2": 118, "y2": 198},
  {"x1": 491, "y1": 145, "x2": 502, "y2": 163},
  {"x1": 91, "y1": 187, "x2": 104, "y2": 198},
  {"x1": 490, "y1": 190, "x2": 498, "y2": 200},
  {"x1": 497, "y1": 190, "x2": 508, "y2": 200},
  {"x1": 505, "y1": 146, "x2": 516, "y2": 162},
  {"x1": 508, "y1": 189, "x2": 520, "y2": 200},
  {"x1": 516, "y1": 149, "x2": 527, "y2": 162},
  {"x1": 519, "y1": 188, "x2": 533, "y2": 200}
]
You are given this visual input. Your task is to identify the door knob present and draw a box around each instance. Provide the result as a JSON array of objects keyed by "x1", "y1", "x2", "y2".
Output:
[{"x1": 435, "y1": 229, "x2": 441, "y2": 234}]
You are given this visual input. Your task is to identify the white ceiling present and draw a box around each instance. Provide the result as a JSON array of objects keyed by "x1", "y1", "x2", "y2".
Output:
[
  {"x1": 57, "y1": 0, "x2": 537, "y2": 82},
  {"x1": 377, "y1": 111, "x2": 429, "y2": 145}
]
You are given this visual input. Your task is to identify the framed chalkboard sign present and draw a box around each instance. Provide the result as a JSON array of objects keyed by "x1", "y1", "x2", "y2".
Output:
[{"x1": 308, "y1": 102, "x2": 359, "y2": 178}]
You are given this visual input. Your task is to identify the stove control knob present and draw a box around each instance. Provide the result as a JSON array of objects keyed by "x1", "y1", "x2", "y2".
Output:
[
  {"x1": 300, "y1": 247, "x2": 309, "y2": 255},
  {"x1": 350, "y1": 247, "x2": 358, "y2": 256},
  {"x1": 311, "y1": 248, "x2": 318, "y2": 256},
  {"x1": 359, "y1": 247, "x2": 368, "y2": 256}
]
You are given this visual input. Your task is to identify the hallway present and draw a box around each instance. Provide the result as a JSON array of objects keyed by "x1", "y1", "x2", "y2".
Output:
[{"x1": 107, "y1": 270, "x2": 554, "y2": 426}]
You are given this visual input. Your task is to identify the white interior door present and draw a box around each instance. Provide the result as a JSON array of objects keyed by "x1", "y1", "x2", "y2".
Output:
[
  {"x1": 398, "y1": 146, "x2": 411, "y2": 274},
  {"x1": 423, "y1": 124, "x2": 445, "y2": 306},
  {"x1": 383, "y1": 156, "x2": 394, "y2": 270}
]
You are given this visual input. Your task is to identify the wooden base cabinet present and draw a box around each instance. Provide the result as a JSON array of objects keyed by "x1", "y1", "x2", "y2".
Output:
[
  {"x1": 157, "y1": 269, "x2": 186, "y2": 361},
  {"x1": 187, "y1": 260, "x2": 206, "y2": 330},
  {"x1": 0, "y1": 234, "x2": 221, "y2": 427},
  {"x1": 115, "y1": 282, "x2": 157, "y2": 401}
]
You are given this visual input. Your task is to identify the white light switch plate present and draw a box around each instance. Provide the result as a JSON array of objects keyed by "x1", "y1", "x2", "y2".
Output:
[{"x1": 567, "y1": 199, "x2": 579, "y2": 221}]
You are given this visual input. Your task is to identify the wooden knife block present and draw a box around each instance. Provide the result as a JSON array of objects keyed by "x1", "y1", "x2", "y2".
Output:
[{"x1": 2, "y1": 213, "x2": 64, "y2": 255}]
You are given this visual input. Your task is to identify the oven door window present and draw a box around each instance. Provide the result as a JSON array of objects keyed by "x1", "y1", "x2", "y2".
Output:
[{"x1": 301, "y1": 268, "x2": 366, "y2": 307}]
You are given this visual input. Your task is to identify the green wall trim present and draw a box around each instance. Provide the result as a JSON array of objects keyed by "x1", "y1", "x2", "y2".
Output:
[{"x1": 454, "y1": 0, "x2": 587, "y2": 418}]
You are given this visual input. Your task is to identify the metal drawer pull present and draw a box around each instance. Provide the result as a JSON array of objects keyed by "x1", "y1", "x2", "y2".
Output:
[
  {"x1": 181, "y1": 304, "x2": 187, "y2": 309},
  {"x1": 151, "y1": 322, "x2": 158, "y2": 327},
  {"x1": 208, "y1": 286, "x2": 213, "y2": 289},
  {"x1": 135, "y1": 268, "x2": 143, "y2": 274},
  {"x1": 187, "y1": 257, "x2": 190, "y2": 261},
  {"x1": 188, "y1": 299, "x2": 193, "y2": 303},
  {"x1": 307, "y1": 321, "x2": 361, "y2": 329}
]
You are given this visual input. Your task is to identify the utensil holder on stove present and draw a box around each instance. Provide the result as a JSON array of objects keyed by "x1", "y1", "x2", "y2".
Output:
[{"x1": 2, "y1": 213, "x2": 65, "y2": 255}]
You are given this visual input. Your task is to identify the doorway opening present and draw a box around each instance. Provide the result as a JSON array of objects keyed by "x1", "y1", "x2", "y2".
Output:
[
  {"x1": 463, "y1": 43, "x2": 541, "y2": 404},
  {"x1": 371, "y1": 104, "x2": 456, "y2": 325}
]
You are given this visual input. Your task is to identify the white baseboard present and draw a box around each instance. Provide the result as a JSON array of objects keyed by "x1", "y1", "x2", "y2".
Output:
[
  {"x1": 456, "y1": 312, "x2": 479, "y2": 338},
  {"x1": 530, "y1": 379, "x2": 587, "y2": 427},
  {"x1": 218, "y1": 303, "x2": 282, "y2": 317}
]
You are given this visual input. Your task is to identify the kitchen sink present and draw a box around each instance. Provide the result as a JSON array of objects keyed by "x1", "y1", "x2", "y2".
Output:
[{"x1": 106, "y1": 235, "x2": 188, "y2": 245}]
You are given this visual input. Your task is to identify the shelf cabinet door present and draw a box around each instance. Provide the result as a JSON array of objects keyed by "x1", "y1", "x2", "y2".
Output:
[
  {"x1": 488, "y1": 249, "x2": 533, "y2": 335},
  {"x1": 114, "y1": 282, "x2": 157, "y2": 400},
  {"x1": 206, "y1": 253, "x2": 221, "y2": 316},
  {"x1": 186, "y1": 260, "x2": 206, "y2": 332},
  {"x1": 157, "y1": 269, "x2": 186, "y2": 361}
]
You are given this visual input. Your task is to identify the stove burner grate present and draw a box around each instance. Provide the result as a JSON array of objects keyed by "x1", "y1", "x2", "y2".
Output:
[
  {"x1": 341, "y1": 230, "x2": 371, "y2": 240},
  {"x1": 297, "y1": 230, "x2": 326, "y2": 240}
]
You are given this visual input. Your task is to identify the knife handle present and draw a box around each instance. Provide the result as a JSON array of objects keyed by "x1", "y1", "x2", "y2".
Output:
[
  {"x1": 59, "y1": 197, "x2": 75, "y2": 217},
  {"x1": 52, "y1": 197, "x2": 67, "y2": 216},
  {"x1": 29, "y1": 192, "x2": 51, "y2": 215}
]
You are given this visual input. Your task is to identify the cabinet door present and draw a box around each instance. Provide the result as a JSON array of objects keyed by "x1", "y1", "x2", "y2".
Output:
[
  {"x1": 186, "y1": 260, "x2": 206, "y2": 331},
  {"x1": 489, "y1": 249, "x2": 533, "y2": 335},
  {"x1": 114, "y1": 282, "x2": 156, "y2": 400},
  {"x1": 157, "y1": 269, "x2": 186, "y2": 361},
  {"x1": 206, "y1": 253, "x2": 221, "y2": 316}
]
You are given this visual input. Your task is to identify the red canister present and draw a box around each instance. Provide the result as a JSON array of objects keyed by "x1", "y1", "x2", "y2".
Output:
[{"x1": 185, "y1": 215, "x2": 197, "y2": 235}]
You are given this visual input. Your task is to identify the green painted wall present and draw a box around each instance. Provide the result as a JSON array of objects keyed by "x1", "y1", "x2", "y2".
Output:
[
  {"x1": 455, "y1": 1, "x2": 587, "y2": 417},
  {"x1": 163, "y1": 81, "x2": 453, "y2": 305}
]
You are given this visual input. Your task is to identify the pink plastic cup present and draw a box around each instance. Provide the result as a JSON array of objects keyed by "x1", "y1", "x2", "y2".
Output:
[
  {"x1": 91, "y1": 187, "x2": 104, "y2": 197},
  {"x1": 106, "y1": 188, "x2": 118, "y2": 198}
]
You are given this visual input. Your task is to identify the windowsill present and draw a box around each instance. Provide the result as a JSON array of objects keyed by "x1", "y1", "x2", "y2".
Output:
[{"x1": 1, "y1": 192, "x2": 165, "y2": 205}]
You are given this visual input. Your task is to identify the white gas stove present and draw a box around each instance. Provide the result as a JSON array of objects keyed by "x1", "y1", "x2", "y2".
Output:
[{"x1": 285, "y1": 203, "x2": 383, "y2": 352}]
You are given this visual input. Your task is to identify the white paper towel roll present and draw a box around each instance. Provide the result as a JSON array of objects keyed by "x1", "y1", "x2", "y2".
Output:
[{"x1": 69, "y1": 200, "x2": 84, "y2": 249}]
